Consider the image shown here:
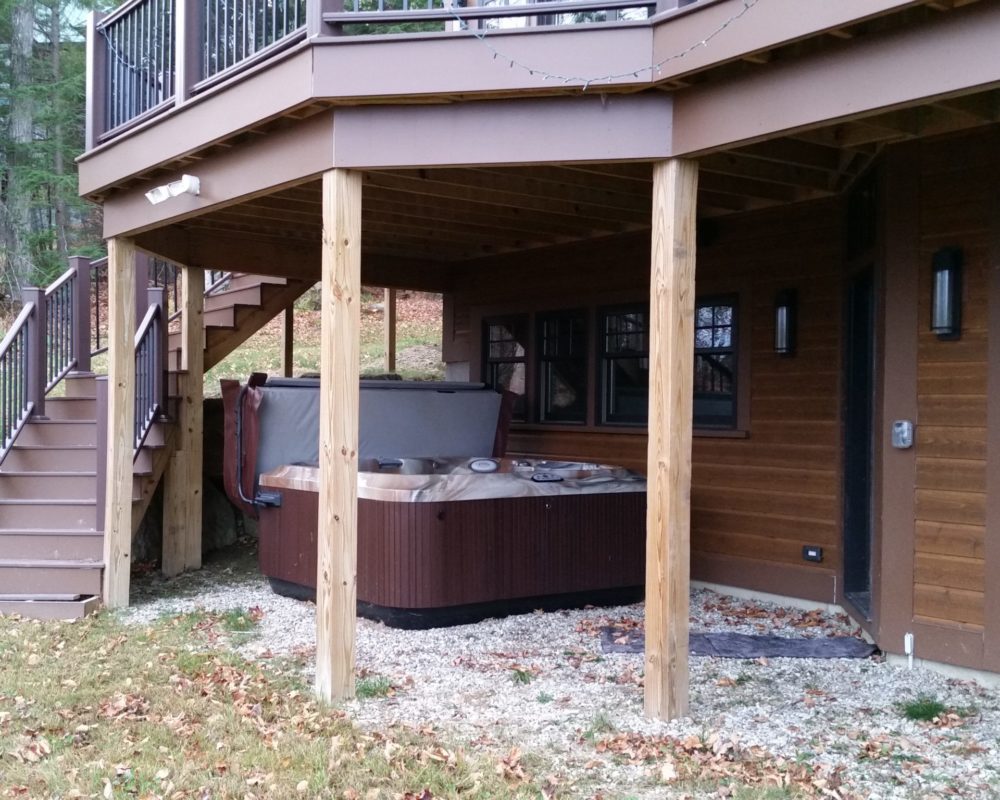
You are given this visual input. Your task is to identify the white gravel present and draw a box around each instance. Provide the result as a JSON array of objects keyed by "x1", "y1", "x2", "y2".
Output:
[{"x1": 123, "y1": 545, "x2": 1000, "y2": 799}]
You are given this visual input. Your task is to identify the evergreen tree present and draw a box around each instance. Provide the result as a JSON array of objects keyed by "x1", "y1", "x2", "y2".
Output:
[{"x1": 1, "y1": 0, "x2": 109, "y2": 303}]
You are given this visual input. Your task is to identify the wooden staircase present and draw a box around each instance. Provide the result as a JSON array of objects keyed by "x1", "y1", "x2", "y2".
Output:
[{"x1": 0, "y1": 272, "x2": 309, "y2": 619}]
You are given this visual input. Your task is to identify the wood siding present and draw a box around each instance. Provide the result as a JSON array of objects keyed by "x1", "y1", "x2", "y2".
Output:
[
  {"x1": 449, "y1": 199, "x2": 845, "y2": 601},
  {"x1": 911, "y1": 131, "x2": 995, "y2": 632}
]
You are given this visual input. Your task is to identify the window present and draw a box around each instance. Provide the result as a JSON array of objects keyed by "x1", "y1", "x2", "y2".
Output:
[
  {"x1": 483, "y1": 315, "x2": 528, "y2": 421},
  {"x1": 599, "y1": 306, "x2": 649, "y2": 425},
  {"x1": 693, "y1": 296, "x2": 738, "y2": 428},
  {"x1": 537, "y1": 309, "x2": 588, "y2": 423},
  {"x1": 480, "y1": 295, "x2": 742, "y2": 431}
]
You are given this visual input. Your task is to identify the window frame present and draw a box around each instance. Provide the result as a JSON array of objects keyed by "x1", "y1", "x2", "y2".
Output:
[
  {"x1": 693, "y1": 293, "x2": 740, "y2": 430},
  {"x1": 473, "y1": 289, "x2": 749, "y2": 435},
  {"x1": 536, "y1": 308, "x2": 590, "y2": 425},
  {"x1": 598, "y1": 304, "x2": 650, "y2": 427},
  {"x1": 482, "y1": 314, "x2": 530, "y2": 422}
]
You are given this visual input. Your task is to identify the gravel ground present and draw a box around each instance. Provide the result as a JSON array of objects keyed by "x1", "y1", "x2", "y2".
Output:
[{"x1": 124, "y1": 543, "x2": 1000, "y2": 799}]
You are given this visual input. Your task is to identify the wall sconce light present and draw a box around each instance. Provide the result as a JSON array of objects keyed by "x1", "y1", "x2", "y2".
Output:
[
  {"x1": 145, "y1": 174, "x2": 201, "y2": 205},
  {"x1": 774, "y1": 288, "x2": 797, "y2": 356},
  {"x1": 930, "y1": 246, "x2": 963, "y2": 340}
]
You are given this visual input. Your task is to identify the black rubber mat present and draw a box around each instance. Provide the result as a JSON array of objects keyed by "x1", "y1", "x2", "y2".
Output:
[{"x1": 600, "y1": 628, "x2": 878, "y2": 659}]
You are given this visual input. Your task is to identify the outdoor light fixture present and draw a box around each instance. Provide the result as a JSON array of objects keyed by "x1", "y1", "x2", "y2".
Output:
[
  {"x1": 145, "y1": 174, "x2": 201, "y2": 205},
  {"x1": 774, "y1": 288, "x2": 797, "y2": 356},
  {"x1": 930, "y1": 246, "x2": 963, "y2": 340}
]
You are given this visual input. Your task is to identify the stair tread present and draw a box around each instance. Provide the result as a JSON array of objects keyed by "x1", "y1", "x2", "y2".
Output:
[
  {"x1": 0, "y1": 595, "x2": 101, "y2": 619},
  {"x1": 25, "y1": 419, "x2": 96, "y2": 425},
  {"x1": 0, "y1": 498, "x2": 95, "y2": 505},
  {"x1": 0, "y1": 529, "x2": 102, "y2": 536},
  {"x1": 46, "y1": 396, "x2": 97, "y2": 402},
  {"x1": 0, "y1": 558, "x2": 102, "y2": 568},
  {"x1": 11, "y1": 444, "x2": 95, "y2": 450},
  {"x1": 0, "y1": 593, "x2": 95, "y2": 601},
  {"x1": 0, "y1": 470, "x2": 97, "y2": 476}
]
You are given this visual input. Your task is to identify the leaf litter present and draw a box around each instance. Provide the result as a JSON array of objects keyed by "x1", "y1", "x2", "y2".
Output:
[{"x1": 112, "y1": 545, "x2": 1000, "y2": 798}]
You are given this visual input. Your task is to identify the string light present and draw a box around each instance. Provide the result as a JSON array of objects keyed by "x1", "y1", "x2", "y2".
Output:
[{"x1": 446, "y1": 0, "x2": 759, "y2": 90}]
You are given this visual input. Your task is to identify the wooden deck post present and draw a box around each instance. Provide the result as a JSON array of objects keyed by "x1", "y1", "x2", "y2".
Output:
[
  {"x1": 282, "y1": 306, "x2": 295, "y2": 378},
  {"x1": 316, "y1": 168, "x2": 362, "y2": 702},
  {"x1": 384, "y1": 287, "x2": 397, "y2": 373},
  {"x1": 644, "y1": 158, "x2": 698, "y2": 720},
  {"x1": 162, "y1": 266, "x2": 205, "y2": 577},
  {"x1": 102, "y1": 237, "x2": 137, "y2": 608}
]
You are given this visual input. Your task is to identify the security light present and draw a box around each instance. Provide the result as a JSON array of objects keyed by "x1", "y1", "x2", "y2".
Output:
[{"x1": 145, "y1": 174, "x2": 201, "y2": 205}]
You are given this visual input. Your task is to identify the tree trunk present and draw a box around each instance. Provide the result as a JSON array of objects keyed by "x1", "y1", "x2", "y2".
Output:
[
  {"x1": 3, "y1": 0, "x2": 37, "y2": 291},
  {"x1": 50, "y1": 1, "x2": 69, "y2": 265}
]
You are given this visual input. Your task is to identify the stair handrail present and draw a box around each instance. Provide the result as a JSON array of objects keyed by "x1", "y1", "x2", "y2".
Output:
[
  {"x1": 89, "y1": 256, "x2": 109, "y2": 357},
  {"x1": 0, "y1": 258, "x2": 93, "y2": 462},
  {"x1": 0, "y1": 302, "x2": 37, "y2": 463},
  {"x1": 165, "y1": 269, "x2": 233, "y2": 325},
  {"x1": 43, "y1": 258, "x2": 93, "y2": 393},
  {"x1": 133, "y1": 288, "x2": 168, "y2": 457}
]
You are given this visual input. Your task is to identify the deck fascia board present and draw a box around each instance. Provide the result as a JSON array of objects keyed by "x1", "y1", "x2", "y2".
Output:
[
  {"x1": 672, "y1": 0, "x2": 1000, "y2": 155},
  {"x1": 79, "y1": 0, "x2": 925, "y2": 200}
]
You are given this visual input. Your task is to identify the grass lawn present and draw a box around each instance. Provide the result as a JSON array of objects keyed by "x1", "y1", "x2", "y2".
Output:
[
  {"x1": 0, "y1": 611, "x2": 538, "y2": 800},
  {"x1": 204, "y1": 289, "x2": 445, "y2": 395}
]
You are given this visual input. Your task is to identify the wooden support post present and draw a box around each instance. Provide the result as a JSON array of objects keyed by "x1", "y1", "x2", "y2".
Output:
[
  {"x1": 384, "y1": 287, "x2": 397, "y2": 373},
  {"x1": 102, "y1": 237, "x2": 137, "y2": 609},
  {"x1": 644, "y1": 158, "x2": 698, "y2": 720},
  {"x1": 162, "y1": 266, "x2": 204, "y2": 577},
  {"x1": 316, "y1": 168, "x2": 362, "y2": 703},
  {"x1": 282, "y1": 306, "x2": 295, "y2": 378}
]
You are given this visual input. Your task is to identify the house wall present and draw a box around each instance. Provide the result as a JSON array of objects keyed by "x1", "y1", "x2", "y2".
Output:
[
  {"x1": 912, "y1": 135, "x2": 991, "y2": 630},
  {"x1": 444, "y1": 197, "x2": 846, "y2": 603},
  {"x1": 880, "y1": 127, "x2": 1000, "y2": 671}
]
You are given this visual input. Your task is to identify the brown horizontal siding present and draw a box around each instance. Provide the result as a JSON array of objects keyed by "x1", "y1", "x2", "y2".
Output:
[
  {"x1": 914, "y1": 520, "x2": 985, "y2": 561},
  {"x1": 694, "y1": 530, "x2": 838, "y2": 568},
  {"x1": 913, "y1": 585, "x2": 985, "y2": 629},
  {"x1": 692, "y1": 508, "x2": 838, "y2": 544},
  {"x1": 915, "y1": 457, "x2": 987, "y2": 493},
  {"x1": 912, "y1": 135, "x2": 991, "y2": 631},
  {"x1": 914, "y1": 552, "x2": 985, "y2": 592}
]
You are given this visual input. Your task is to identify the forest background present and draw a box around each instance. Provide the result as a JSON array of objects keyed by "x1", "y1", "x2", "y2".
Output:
[{"x1": 1, "y1": 0, "x2": 113, "y2": 308}]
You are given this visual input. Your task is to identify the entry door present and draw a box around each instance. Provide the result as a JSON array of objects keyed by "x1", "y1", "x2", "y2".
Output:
[{"x1": 843, "y1": 266, "x2": 875, "y2": 616}]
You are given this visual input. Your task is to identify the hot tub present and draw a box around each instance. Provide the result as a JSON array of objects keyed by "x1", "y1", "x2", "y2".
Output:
[{"x1": 222, "y1": 377, "x2": 646, "y2": 628}]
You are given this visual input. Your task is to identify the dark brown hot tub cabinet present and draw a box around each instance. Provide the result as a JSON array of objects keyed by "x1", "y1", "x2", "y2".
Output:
[{"x1": 224, "y1": 377, "x2": 646, "y2": 628}]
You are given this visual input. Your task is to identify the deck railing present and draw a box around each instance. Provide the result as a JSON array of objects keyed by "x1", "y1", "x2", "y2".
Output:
[
  {"x1": 0, "y1": 305, "x2": 34, "y2": 462},
  {"x1": 98, "y1": 0, "x2": 176, "y2": 134},
  {"x1": 89, "y1": 0, "x2": 308, "y2": 142},
  {"x1": 329, "y1": 0, "x2": 655, "y2": 34},
  {"x1": 0, "y1": 259, "x2": 93, "y2": 461},
  {"x1": 204, "y1": 0, "x2": 307, "y2": 79},
  {"x1": 133, "y1": 288, "x2": 168, "y2": 454},
  {"x1": 44, "y1": 264, "x2": 88, "y2": 392},
  {"x1": 88, "y1": 0, "x2": 702, "y2": 145}
]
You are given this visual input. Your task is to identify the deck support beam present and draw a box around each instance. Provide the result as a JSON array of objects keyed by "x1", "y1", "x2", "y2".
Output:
[
  {"x1": 162, "y1": 266, "x2": 205, "y2": 577},
  {"x1": 644, "y1": 158, "x2": 697, "y2": 720},
  {"x1": 282, "y1": 306, "x2": 295, "y2": 378},
  {"x1": 316, "y1": 168, "x2": 362, "y2": 703},
  {"x1": 102, "y1": 237, "x2": 137, "y2": 608},
  {"x1": 384, "y1": 287, "x2": 397, "y2": 373}
]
